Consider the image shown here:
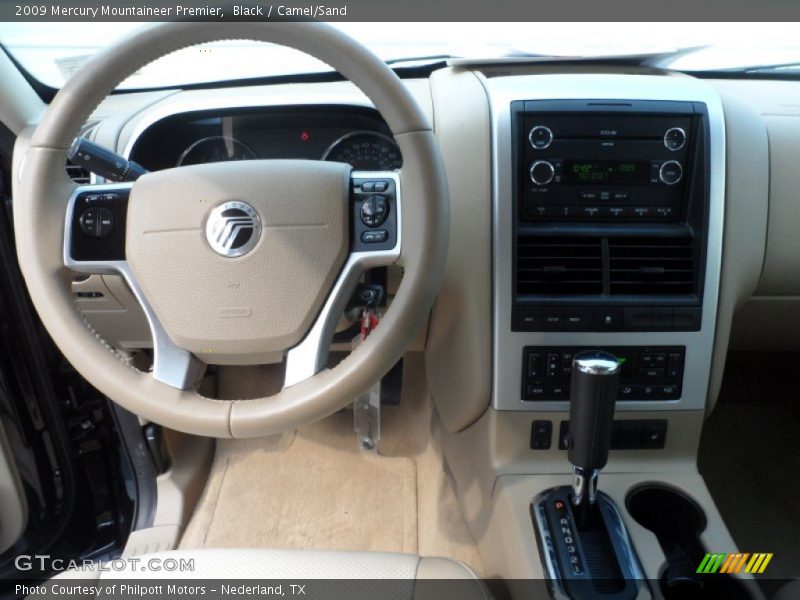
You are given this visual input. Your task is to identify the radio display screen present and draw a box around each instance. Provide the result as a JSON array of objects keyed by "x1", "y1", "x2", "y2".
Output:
[{"x1": 563, "y1": 160, "x2": 649, "y2": 185}]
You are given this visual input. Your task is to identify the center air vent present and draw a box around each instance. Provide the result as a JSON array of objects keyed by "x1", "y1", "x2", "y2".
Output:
[
  {"x1": 516, "y1": 234, "x2": 697, "y2": 298},
  {"x1": 516, "y1": 235, "x2": 603, "y2": 296},
  {"x1": 608, "y1": 236, "x2": 694, "y2": 296}
]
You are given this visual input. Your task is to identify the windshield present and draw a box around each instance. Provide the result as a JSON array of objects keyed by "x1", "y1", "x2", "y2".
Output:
[{"x1": 2, "y1": 22, "x2": 800, "y2": 89}]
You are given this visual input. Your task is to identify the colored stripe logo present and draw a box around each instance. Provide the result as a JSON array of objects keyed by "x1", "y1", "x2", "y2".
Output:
[{"x1": 697, "y1": 552, "x2": 773, "y2": 574}]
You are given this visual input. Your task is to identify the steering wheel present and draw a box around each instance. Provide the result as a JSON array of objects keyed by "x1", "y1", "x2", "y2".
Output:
[{"x1": 14, "y1": 23, "x2": 449, "y2": 438}]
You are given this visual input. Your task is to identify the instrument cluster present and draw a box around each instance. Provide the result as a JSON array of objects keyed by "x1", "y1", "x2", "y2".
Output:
[{"x1": 129, "y1": 106, "x2": 403, "y2": 172}]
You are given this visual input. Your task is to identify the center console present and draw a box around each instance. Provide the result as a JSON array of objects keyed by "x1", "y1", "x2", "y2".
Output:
[
  {"x1": 476, "y1": 73, "x2": 736, "y2": 599},
  {"x1": 491, "y1": 75, "x2": 725, "y2": 415}
]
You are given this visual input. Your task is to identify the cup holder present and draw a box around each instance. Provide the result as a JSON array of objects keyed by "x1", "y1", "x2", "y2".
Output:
[{"x1": 626, "y1": 484, "x2": 755, "y2": 600}]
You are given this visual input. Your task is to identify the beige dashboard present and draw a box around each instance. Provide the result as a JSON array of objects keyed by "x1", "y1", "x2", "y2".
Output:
[{"x1": 8, "y1": 65, "x2": 800, "y2": 423}]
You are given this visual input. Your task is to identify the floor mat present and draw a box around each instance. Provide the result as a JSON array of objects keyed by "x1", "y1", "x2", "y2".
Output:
[
  {"x1": 179, "y1": 354, "x2": 485, "y2": 575},
  {"x1": 699, "y1": 353, "x2": 800, "y2": 595}
]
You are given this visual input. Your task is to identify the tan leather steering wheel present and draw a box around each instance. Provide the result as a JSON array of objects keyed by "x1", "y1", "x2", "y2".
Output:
[{"x1": 14, "y1": 23, "x2": 449, "y2": 438}]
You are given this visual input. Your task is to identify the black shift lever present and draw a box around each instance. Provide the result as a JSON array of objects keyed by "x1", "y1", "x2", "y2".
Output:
[{"x1": 566, "y1": 350, "x2": 621, "y2": 530}]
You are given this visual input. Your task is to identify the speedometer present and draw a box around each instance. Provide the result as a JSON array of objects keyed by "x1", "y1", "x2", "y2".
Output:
[
  {"x1": 176, "y1": 136, "x2": 257, "y2": 166},
  {"x1": 322, "y1": 131, "x2": 402, "y2": 171}
]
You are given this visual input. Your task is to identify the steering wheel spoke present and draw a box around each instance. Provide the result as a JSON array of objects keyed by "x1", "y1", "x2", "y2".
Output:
[
  {"x1": 283, "y1": 170, "x2": 401, "y2": 388},
  {"x1": 64, "y1": 183, "x2": 206, "y2": 390}
]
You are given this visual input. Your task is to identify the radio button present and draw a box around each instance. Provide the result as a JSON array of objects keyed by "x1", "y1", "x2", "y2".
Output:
[
  {"x1": 526, "y1": 204, "x2": 550, "y2": 219},
  {"x1": 580, "y1": 206, "x2": 601, "y2": 218},
  {"x1": 529, "y1": 125, "x2": 554, "y2": 149},
  {"x1": 664, "y1": 127, "x2": 687, "y2": 151},
  {"x1": 655, "y1": 207, "x2": 675, "y2": 219},
  {"x1": 559, "y1": 206, "x2": 579, "y2": 217},
  {"x1": 602, "y1": 207, "x2": 628, "y2": 218},
  {"x1": 659, "y1": 160, "x2": 683, "y2": 185},
  {"x1": 612, "y1": 191, "x2": 630, "y2": 201},
  {"x1": 599, "y1": 191, "x2": 611, "y2": 201},
  {"x1": 530, "y1": 160, "x2": 555, "y2": 185},
  {"x1": 578, "y1": 191, "x2": 598, "y2": 201},
  {"x1": 632, "y1": 207, "x2": 652, "y2": 218}
]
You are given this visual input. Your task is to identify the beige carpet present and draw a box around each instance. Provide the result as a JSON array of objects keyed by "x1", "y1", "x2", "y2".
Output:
[{"x1": 179, "y1": 354, "x2": 485, "y2": 575}]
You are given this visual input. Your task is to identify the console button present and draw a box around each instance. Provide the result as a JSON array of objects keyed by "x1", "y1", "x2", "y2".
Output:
[
  {"x1": 612, "y1": 191, "x2": 630, "y2": 201},
  {"x1": 580, "y1": 206, "x2": 601, "y2": 218},
  {"x1": 527, "y1": 353, "x2": 544, "y2": 378},
  {"x1": 602, "y1": 207, "x2": 628, "y2": 219},
  {"x1": 361, "y1": 230, "x2": 389, "y2": 244},
  {"x1": 546, "y1": 385, "x2": 569, "y2": 399},
  {"x1": 578, "y1": 191, "x2": 598, "y2": 201},
  {"x1": 667, "y1": 352, "x2": 683, "y2": 378},
  {"x1": 361, "y1": 181, "x2": 375, "y2": 192},
  {"x1": 639, "y1": 353, "x2": 667, "y2": 368},
  {"x1": 563, "y1": 307, "x2": 590, "y2": 330},
  {"x1": 558, "y1": 205, "x2": 578, "y2": 217},
  {"x1": 526, "y1": 382, "x2": 546, "y2": 399},
  {"x1": 530, "y1": 420, "x2": 553, "y2": 450},
  {"x1": 651, "y1": 308, "x2": 673, "y2": 328},
  {"x1": 594, "y1": 307, "x2": 623, "y2": 331},
  {"x1": 639, "y1": 367, "x2": 666, "y2": 379},
  {"x1": 641, "y1": 420, "x2": 667, "y2": 448},
  {"x1": 547, "y1": 353, "x2": 561, "y2": 378},
  {"x1": 664, "y1": 127, "x2": 687, "y2": 151},
  {"x1": 529, "y1": 125, "x2": 554, "y2": 149},
  {"x1": 673, "y1": 307, "x2": 701, "y2": 330},
  {"x1": 655, "y1": 206, "x2": 675, "y2": 219},
  {"x1": 542, "y1": 309, "x2": 564, "y2": 330},
  {"x1": 561, "y1": 352, "x2": 574, "y2": 377},
  {"x1": 618, "y1": 384, "x2": 636, "y2": 400},
  {"x1": 632, "y1": 207, "x2": 652, "y2": 219},
  {"x1": 360, "y1": 195, "x2": 389, "y2": 227},
  {"x1": 79, "y1": 207, "x2": 114, "y2": 238},
  {"x1": 530, "y1": 160, "x2": 556, "y2": 186},
  {"x1": 624, "y1": 308, "x2": 652, "y2": 330},
  {"x1": 526, "y1": 204, "x2": 550, "y2": 219},
  {"x1": 659, "y1": 160, "x2": 683, "y2": 185},
  {"x1": 656, "y1": 384, "x2": 680, "y2": 399},
  {"x1": 373, "y1": 181, "x2": 389, "y2": 192},
  {"x1": 513, "y1": 307, "x2": 541, "y2": 330}
]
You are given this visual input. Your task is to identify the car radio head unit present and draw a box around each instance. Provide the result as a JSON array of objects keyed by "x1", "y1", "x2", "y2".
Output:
[{"x1": 514, "y1": 100, "x2": 698, "y2": 222}]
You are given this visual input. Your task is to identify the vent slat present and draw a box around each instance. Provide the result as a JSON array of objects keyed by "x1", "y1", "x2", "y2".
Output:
[
  {"x1": 609, "y1": 236, "x2": 694, "y2": 296},
  {"x1": 516, "y1": 235, "x2": 603, "y2": 295}
]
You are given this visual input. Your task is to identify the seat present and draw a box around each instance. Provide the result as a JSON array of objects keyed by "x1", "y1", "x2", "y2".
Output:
[{"x1": 54, "y1": 548, "x2": 489, "y2": 600}]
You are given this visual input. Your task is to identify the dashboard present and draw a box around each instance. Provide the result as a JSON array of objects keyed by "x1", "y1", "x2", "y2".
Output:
[
  {"x1": 128, "y1": 105, "x2": 402, "y2": 171},
  {"x1": 43, "y1": 68, "x2": 792, "y2": 435}
]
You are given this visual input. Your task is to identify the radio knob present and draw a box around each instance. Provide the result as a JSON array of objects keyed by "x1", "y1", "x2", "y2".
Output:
[
  {"x1": 664, "y1": 127, "x2": 687, "y2": 151},
  {"x1": 659, "y1": 160, "x2": 683, "y2": 185},
  {"x1": 530, "y1": 160, "x2": 556, "y2": 186},
  {"x1": 529, "y1": 125, "x2": 554, "y2": 149}
]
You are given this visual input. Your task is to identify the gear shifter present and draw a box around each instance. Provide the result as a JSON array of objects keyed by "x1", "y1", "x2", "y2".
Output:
[
  {"x1": 566, "y1": 350, "x2": 621, "y2": 530},
  {"x1": 533, "y1": 350, "x2": 645, "y2": 600}
]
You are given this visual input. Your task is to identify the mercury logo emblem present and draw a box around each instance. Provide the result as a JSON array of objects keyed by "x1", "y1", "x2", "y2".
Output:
[{"x1": 205, "y1": 201, "x2": 261, "y2": 257}]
